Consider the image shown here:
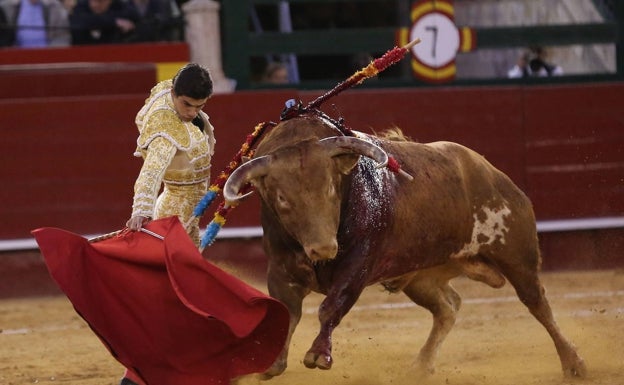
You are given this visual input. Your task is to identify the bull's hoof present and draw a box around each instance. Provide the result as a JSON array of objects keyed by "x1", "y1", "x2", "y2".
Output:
[
  {"x1": 563, "y1": 356, "x2": 587, "y2": 378},
  {"x1": 390, "y1": 362, "x2": 432, "y2": 384},
  {"x1": 303, "y1": 351, "x2": 333, "y2": 370},
  {"x1": 414, "y1": 350, "x2": 438, "y2": 377},
  {"x1": 262, "y1": 360, "x2": 287, "y2": 378},
  {"x1": 415, "y1": 362, "x2": 435, "y2": 377},
  {"x1": 256, "y1": 372, "x2": 274, "y2": 381}
]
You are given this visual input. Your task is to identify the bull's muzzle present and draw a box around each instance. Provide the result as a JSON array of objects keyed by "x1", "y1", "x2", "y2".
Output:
[{"x1": 304, "y1": 240, "x2": 338, "y2": 262}]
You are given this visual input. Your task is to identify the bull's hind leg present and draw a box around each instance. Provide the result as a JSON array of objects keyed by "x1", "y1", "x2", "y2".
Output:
[
  {"x1": 498, "y1": 257, "x2": 587, "y2": 377},
  {"x1": 400, "y1": 265, "x2": 462, "y2": 375}
]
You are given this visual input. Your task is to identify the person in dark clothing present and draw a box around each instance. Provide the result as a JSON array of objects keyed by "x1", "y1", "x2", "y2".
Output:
[
  {"x1": 0, "y1": 6, "x2": 12, "y2": 46},
  {"x1": 124, "y1": 0, "x2": 180, "y2": 42},
  {"x1": 507, "y1": 46, "x2": 563, "y2": 78},
  {"x1": 69, "y1": 0, "x2": 138, "y2": 44}
]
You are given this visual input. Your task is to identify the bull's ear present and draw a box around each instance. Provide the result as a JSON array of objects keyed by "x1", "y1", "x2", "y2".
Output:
[
  {"x1": 241, "y1": 155, "x2": 251, "y2": 163},
  {"x1": 333, "y1": 154, "x2": 360, "y2": 175}
]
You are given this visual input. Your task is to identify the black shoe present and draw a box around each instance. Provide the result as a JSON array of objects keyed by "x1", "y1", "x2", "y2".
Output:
[{"x1": 119, "y1": 378, "x2": 139, "y2": 385}]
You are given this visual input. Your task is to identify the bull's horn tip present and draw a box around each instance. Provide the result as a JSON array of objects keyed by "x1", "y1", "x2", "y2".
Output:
[{"x1": 226, "y1": 191, "x2": 254, "y2": 203}]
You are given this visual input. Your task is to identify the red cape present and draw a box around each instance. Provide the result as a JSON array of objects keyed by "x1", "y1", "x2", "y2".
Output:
[{"x1": 32, "y1": 217, "x2": 289, "y2": 385}]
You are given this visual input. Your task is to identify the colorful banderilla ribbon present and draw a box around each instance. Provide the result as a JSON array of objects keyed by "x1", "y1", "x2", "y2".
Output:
[{"x1": 186, "y1": 121, "x2": 275, "y2": 250}]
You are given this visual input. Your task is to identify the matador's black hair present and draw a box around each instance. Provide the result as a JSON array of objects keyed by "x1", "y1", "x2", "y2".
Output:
[{"x1": 173, "y1": 63, "x2": 213, "y2": 100}]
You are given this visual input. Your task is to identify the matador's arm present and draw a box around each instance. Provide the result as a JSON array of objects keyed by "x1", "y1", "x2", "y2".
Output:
[{"x1": 131, "y1": 136, "x2": 177, "y2": 219}]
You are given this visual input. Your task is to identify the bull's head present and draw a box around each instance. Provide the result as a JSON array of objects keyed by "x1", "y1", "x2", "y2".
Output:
[{"x1": 223, "y1": 136, "x2": 388, "y2": 262}]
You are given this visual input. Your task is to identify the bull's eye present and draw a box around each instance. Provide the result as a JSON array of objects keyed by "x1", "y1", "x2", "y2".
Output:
[{"x1": 276, "y1": 191, "x2": 290, "y2": 210}]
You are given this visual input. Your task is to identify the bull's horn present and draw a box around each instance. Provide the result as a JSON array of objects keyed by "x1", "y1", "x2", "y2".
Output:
[
  {"x1": 223, "y1": 155, "x2": 271, "y2": 203},
  {"x1": 319, "y1": 136, "x2": 388, "y2": 169}
]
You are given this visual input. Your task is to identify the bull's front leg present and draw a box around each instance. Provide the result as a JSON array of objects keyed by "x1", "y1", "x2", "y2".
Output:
[
  {"x1": 263, "y1": 263, "x2": 311, "y2": 378},
  {"x1": 304, "y1": 279, "x2": 367, "y2": 370}
]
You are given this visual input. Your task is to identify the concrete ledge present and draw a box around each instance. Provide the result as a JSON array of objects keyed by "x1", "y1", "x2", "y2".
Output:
[{"x1": 536, "y1": 216, "x2": 624, "y2": 232}]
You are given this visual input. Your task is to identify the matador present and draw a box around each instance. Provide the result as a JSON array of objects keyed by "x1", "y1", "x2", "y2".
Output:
[{"x1": 130, "y1": 77, "x2": 215, "y2": 246}]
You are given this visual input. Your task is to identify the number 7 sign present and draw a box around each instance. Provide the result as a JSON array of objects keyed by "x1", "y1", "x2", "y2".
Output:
[{"x1": 398, "y1": 0, "x2": 475, "y2": 83}]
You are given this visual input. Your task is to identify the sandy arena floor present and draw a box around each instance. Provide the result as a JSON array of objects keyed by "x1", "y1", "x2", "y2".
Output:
[{"x1": 1, "y1": 269, "x2": 623, "y2": 385}]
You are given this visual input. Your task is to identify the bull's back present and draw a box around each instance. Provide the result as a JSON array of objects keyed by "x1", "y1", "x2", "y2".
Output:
[
  {"x1": 428, "y1": 141, "x2": 532, "y2": 213},
  {"x1": 426, "y1": 141, "x2": 525, "y2": 196},
  {"x1": 391, "y1": 140, "x2": 531, "y2": 214}
]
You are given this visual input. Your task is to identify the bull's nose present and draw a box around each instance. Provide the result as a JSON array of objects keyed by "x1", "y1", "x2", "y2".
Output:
[{"x1": 304, "y1": 241, "x2": 338, "y2": 262}]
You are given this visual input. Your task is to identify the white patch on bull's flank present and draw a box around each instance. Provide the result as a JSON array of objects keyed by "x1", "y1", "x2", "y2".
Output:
[{"x1": 459, "y1": 203, "x2": 512, "y2": 256}]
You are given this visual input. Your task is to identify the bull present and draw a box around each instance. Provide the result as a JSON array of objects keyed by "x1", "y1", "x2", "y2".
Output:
[{"x1": 223, "y1": 112, "x2": 586, "y2": 379}]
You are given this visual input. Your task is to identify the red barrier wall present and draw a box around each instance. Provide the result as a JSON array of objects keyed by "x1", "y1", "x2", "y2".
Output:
[
  {"x1": 1, "y1": 63, "x2": 622, "y2": 274},
  {"x1": 522, "y1": 84, "x2": 624, "y2": 219},
  {"x1": 0, "y1": 63, "x2": 156, "y2": 99}
]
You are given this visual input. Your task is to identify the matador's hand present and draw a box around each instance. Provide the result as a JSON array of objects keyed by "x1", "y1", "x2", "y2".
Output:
[{"x1": 126, "y1": 215, "x2": 150, "y2": 231}]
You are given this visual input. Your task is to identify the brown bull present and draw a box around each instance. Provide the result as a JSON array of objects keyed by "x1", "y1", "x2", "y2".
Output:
[{"x1": 223, "y1": 113, "x2": 586, "y2": 379}]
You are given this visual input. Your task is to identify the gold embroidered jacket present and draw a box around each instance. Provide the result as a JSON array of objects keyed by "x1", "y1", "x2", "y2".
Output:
[{"x1": 131, "y1": 80, "x2": 216, "y2": 222}]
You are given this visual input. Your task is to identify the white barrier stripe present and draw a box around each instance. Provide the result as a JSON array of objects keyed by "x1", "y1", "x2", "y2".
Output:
[
  {"x1": 536, "y1": 216, "x2": 624, "y2": 232},
  {"x1": 2, "y1": 216, "x2": 623, "y2": 252}
]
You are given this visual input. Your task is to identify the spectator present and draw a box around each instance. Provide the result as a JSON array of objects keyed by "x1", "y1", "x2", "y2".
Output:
[
  {"x1": 528, "y1": 46, "x2": 563, "y2": 76},
  {"x1": 508, "y1": 46, "x2": 563, "y2": 78},
  {"x1": 60, "y1": 0, "x2": 75, "y2": 13},
  {"x1": 261, "y1": 61, "x2": 289, "y2": 84},
  {"x1": 0, "y1": 6, "x2": 11, "y2": 46},
  {"x1": 0, "y1": 0, "x2": 71, "y2": 47},
  {"x1": 507, "y1": 51, "x2": 530, "y2": 78},
  {"x1": 69, "y1": 0, "x2": 138, "y2": 44},
  {"x1": 125, "y1": 0, "x2": 181, "y2": 42}
]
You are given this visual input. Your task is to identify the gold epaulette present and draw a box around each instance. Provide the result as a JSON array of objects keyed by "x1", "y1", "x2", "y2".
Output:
[{"x1": 137, "y1": 110, "x2": 191, "y2": 151}]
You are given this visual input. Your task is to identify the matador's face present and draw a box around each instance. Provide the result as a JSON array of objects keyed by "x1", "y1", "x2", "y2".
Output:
[{"x1": 171, "y1": 91, "x2": 207, "y2": 122}]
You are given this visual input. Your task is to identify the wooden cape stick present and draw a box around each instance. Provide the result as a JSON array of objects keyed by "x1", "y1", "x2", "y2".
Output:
[{"x1": 88, "y1": 227, "x2": 164, "y2": 243}]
